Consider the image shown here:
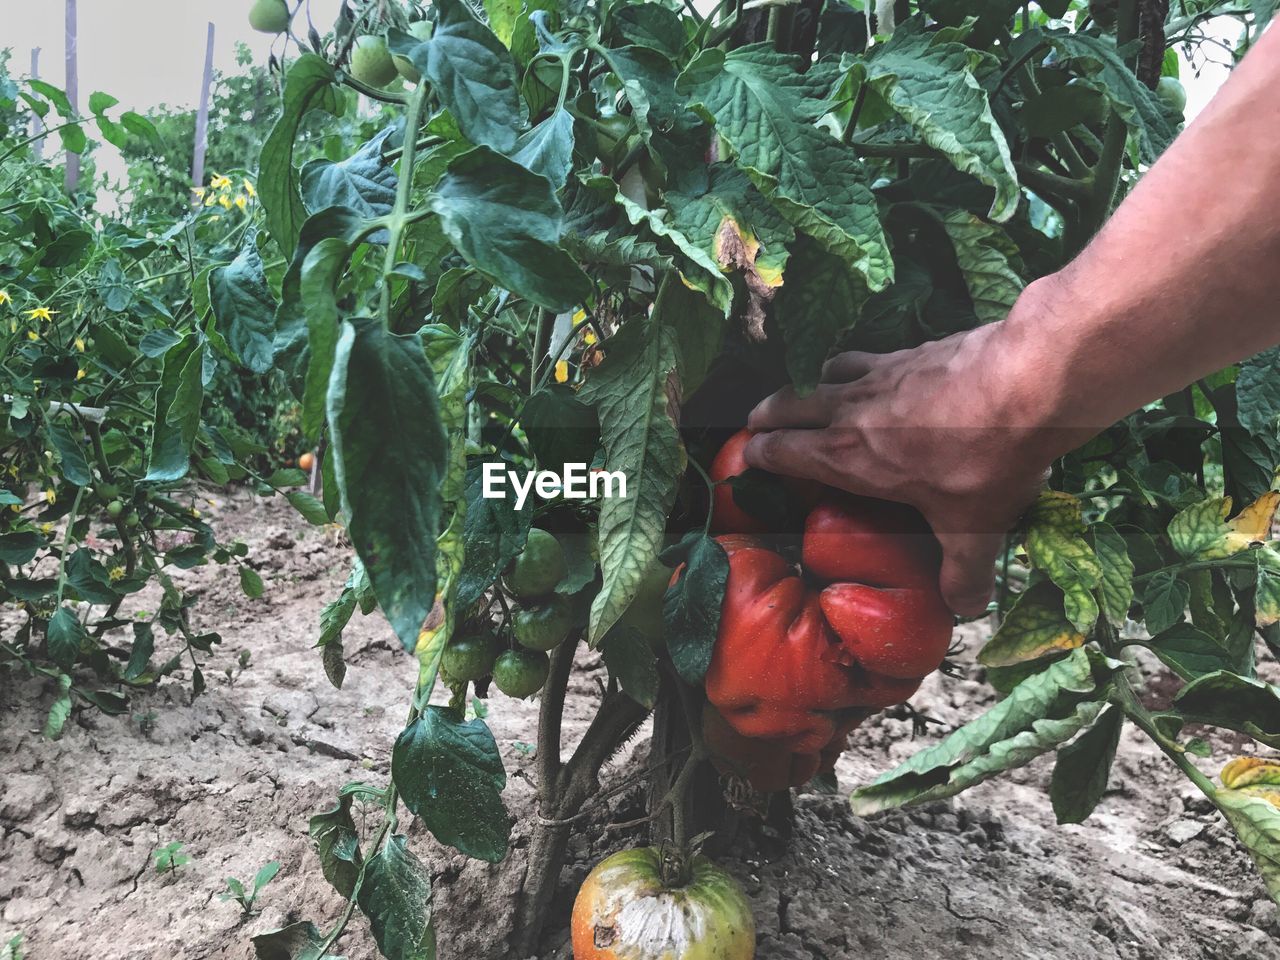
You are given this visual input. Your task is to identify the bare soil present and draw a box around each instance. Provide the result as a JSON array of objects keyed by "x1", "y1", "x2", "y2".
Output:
[{"x1": 3, "y1": 491, "x2": 1278, "y2": 959}]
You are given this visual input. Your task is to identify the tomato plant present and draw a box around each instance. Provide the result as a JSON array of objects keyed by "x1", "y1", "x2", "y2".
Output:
[{"x1": 7, "y1": 0, "x2": 1280, "y2": 957}]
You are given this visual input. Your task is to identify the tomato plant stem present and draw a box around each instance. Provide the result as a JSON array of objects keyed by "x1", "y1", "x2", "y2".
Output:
[{"x1": 380, "y1": 85, "x2": 429, "y2": 327}]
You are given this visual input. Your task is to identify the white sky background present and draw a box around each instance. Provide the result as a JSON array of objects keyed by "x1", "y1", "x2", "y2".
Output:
[{"x1": 0, "y1": 1, "x2": 1242, "y2": 198}]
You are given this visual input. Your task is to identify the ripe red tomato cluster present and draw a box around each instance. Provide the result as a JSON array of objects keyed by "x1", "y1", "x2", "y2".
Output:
[{"x1": 699, "y1": 429, "x2": 954, "y2": 792}]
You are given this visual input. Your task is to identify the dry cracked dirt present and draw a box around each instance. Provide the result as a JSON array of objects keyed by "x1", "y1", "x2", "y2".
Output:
[{"x1": 3, "y1": 489, "x2": 1279, "y2": 959}]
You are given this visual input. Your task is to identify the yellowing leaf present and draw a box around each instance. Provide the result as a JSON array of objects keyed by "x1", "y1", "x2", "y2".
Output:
[
  {"x1": 1223, "y1": 757, "x2": 1280, "y2": 790},
  {"x1": 1170, "y1": 492, "x2": 1280, "y2": 560},
  {"x1": 1257, "y1": 546, "x2": 1280, "y2": 628},
  {"x1": 1024, "y1": 491, "x2": 1101, "y2": 633},
  {"x1": 978, "y1": 580, "x2": 1086, "y2": 668}
]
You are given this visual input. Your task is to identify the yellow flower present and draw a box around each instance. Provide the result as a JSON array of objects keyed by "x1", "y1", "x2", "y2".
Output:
[
  {"x1": 43, "y1": 489, "x2": 56, "y2": 505},
  {"x1": 192, "y1": 186, "x2": 206, "y2": 198},
  {"x1": 583, "y1": 328, "x2": 597, "y2": 346},
  {"x1": 572, "y1": 308, "x2": 586, "y2": 323},
  {"x1": 235, "y1": 195, "x2": 248, "y2": 212},
  {"x1": 218, "y1": 194, "x2": 233, "y2": 210},
  {"x1": 243, "y1": 179, "x2": 257, "y2": 198},
  {"x1": 74, "y1": 337, "x2": 86, "y2": 352},
  {"x1": 9, "y1": 504, "x2": 19, "y2": 513},
  {"x1": 108, "y1": 565, "x2": 126, "y2": 582},
  {"x1": 25, "y1": 307, "x2": 56, "y2": 322},
  {"x1": 204, "y1": 193, "x2": 217, "y2": 207},
  {"x1": 26, "y1": 331, "x2": 39, "y2": 341},
  {"x1": 40, "y1": 522, "x2": 54, "y2": 535},
  {"x1": 554, "y1": 359, "x2": 570, "y2": 383},
  {"x1": 211, "y1": 174, "x2": 232, "y2": 189},
  {"x1": 76, "y1": 368, "x2": 86, "y2": 381},
  {"x1": 210, "y1": 214, "x2": 222, "y2": 222},
  {"x1": 0, "y1": 290, "x2": 10, "y2": 306}
]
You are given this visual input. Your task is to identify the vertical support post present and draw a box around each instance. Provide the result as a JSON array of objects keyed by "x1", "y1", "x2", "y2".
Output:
[
  {"x1": 192, "y1": 22, "x2": 216, "y2": 195},
  {"x1": 29, "y1": 48, "x2": 44, "y2": 160},
  {"x1": 64, "y1": 0, "x2": 80, "y2": 193}
]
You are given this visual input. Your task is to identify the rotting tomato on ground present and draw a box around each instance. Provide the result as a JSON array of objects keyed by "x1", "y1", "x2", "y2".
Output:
[{"x1": 572, "y1": 847, "x2": 755, "y2": 960}]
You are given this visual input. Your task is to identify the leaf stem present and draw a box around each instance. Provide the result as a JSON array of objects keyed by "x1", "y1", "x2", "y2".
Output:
[
  {"x1": 380, "y1": 85, "x2": 429, "y2": 327},
  {"x1": 54, "y1": 486, "x2": 86, "y2": 606}
]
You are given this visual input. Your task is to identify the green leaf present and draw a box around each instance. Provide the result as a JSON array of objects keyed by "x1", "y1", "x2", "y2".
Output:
[
  {"x1": 663, "y1": 535, "x2": 728, "y2": 684},
  {"x1": 125, "y1": 623, "x2": 154, "y2": 682},
  {"x1": 0, "y1": 532, "x2": 43, "y2": 565},
  {"x1": 65, "y1": 549, "x2": 118, "y2": 605},
  {"x1": 1049, "y1": 704, "x2": 1123, "y2": 825},
  {"x1": 1140, "y1": 623, "x2": 1236, "y2": 681},
  {"x1": 1237, "y1": 347, "x2": 1280, "y2": 435},
  {"x1": 1172, "y1": 671, "x2": 1280, "y2": 748},
  {"x1": 239, "y1": 565, "x2": 265, "y2": 599},
  {"x1": 1142, "y1": 571, "x2": 1189, "y2": 634},
  {"x1": 300, "y1": 127, "x2": 397, "y2": 221},
  {"x1": 457, "y1": 463, "x2": 532, "y2": 607},
  {"x1": 939, "y1": 210, "x2": 1024, "y2": 324},
  {"x1": 356, "y1": 836, "x2": 436, "y2": 960},
  {"x1": 393, "y1": 707, "x2": 510, "y2": 862},
  {"x1": 775, "y1": 234, "x2": 869, "y2": 395},
  {"x1": 252, "y1": 920, "x2": 339, "y2": 960},
  {"x1": 327, "y1": 321, "x2": 448, "y2": 651},
  {"x1": 144, "y1": 333, "x2": 205, "y2": 482},
  {"x1": 681, "y1": 45, "x2": 891, "y2": 290},
  {"x1": 43, "y1": 673, "x2": 73, "y2": 739},
  {"x1": 259, "y1": 54, "x2": 342, "y2": 257},
  {"x1": 579, "y1": 321, "x2": 686, "y2": 645},
  {"x1": 46, "y1": 606, "x2": 86, "y2": 672},
  {"x1": 600, "y1": 626, "x2": 660, "y2": 708},
  {"x1": 428, "y1": 147, "x2": 590, "y2": 312},
  {"x1": 521, "y1": 385, "x2": 600, "y2": 469},
  {"x1": 589, "y1": 173, "x2": 732, "y2": 316},
  {"x1": 286, "y1": 491, "x2": 329, "y2": 526},
  {"x1": 612, "y1": 4, "x2": 687, "y2": 58},
  {"x1": 138, "y1": 328, "x2": 183, "y2": 357},
  {"x1": 978, "y1": 581, "x2": 1085, "y2": 668},
  {"x1": 308, "y1": 794, "x2": 362, "y2": 899},
  {"x1": 1039, "y1": 30, "x2": 1179, "y2": 163},
  {"x1": 856, "y1": 29, "x2": 1017, "y2": 221},
  {"x1": 510, "y1": 108, "x2": 575, "y2": 188},
  {"x1": 851, "y1": 648, "x2": 1122, "y2": 814},
  {"x1": 47, "y1": 422, "x2": 92, "y2": 486},
  {"x1": 1089, "y1": 521, "x2": 1135, "y2": 626},
  {"x1": 209, "y1": 235, "x2": 278, "y2": 374},
  {"x1": 423, "y1": 0, "x2": 523, "y2": 153}
]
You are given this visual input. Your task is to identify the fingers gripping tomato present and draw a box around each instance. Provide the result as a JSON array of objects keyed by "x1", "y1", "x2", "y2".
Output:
[
  {"x1": 709, "y1": 428, "x2": 822, "y2": 535},
  {"x1": 699, "y1": 429, "x2": 954, "y2": 790}
]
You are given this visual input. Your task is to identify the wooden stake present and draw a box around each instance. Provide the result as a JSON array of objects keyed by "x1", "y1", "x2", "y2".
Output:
[{"x1": 64, "y1": 0, "x2": 79, "y2": 193}]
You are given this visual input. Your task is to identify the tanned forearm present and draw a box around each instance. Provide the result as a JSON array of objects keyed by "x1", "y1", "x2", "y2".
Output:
[{"x1": 1001, "y1": 24, "x2": 1280, "y2": 448}]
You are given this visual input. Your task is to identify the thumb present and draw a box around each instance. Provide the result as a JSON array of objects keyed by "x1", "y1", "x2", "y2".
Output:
[{"x1": 933, "y1": 530, "x2": 1003, "y2": 617}]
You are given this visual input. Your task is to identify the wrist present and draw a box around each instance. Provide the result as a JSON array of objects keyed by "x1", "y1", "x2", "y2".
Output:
[{"x1": 985, "y1": 273, "x2": 1104, "y2": 462}]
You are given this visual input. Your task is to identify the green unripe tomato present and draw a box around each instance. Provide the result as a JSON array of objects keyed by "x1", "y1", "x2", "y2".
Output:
[
  {"x1": 249, "y1": 0, "x2": 291, "y2": 34},
  {"x1": 350, "y1": 35, "x2": 398, "y2": 88},
  {"x1": 1156, "y1": 77, "x2": 1187, "y2": 115},
  {"x1": 612, "y1": 558, "x2": 669, "y2": 642},
  {"x1": 513, "y1": 597, "x2": 574, "y2": 652},
  {"x1": 105, "y1": 500, "x2": 124, "y2": 520},
  {"x1": 124, "y1": 512, "x2": 141, "y2": 529},
  {"x1": 506, "y1": 529, "x2": 567, "y2": 599},
  {"x1": 441, "y1": 631, "x2": 500, "y2": 682},
  {"x1": 96, "y1": 483, "x2": 120, "y2": 501},
  {"x1": 594, "y1": 114, "x2": 634, "y2": 169},
  {"x1": 492, "y1": 648, "x2": 550, "y2": 699},
  {"x1": 393, "y1": 21, "x2": 433, "y2": 83}
]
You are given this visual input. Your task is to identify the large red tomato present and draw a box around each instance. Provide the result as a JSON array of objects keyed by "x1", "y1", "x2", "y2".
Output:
[
  {"x1": 696, "y1": 429, "x2": 953, "y2": 791},
  {"x1": 572, "y1": 847, "x2": 755, "y2": 960}
]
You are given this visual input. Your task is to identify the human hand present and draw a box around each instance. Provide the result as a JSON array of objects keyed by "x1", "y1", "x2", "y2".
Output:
[{"x1": 744, "y1": 283, "x2": 1079, "y2": 616}]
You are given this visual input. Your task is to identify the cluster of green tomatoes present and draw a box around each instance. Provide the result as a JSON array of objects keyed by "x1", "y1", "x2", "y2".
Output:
[{"x1": 443, "y1": 530, "x2": 576, "y2": 700}]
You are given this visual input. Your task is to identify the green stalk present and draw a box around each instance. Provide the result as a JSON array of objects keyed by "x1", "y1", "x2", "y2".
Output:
[
  {"x1": 380, "y1": 85, "x2": 430, "y2": 327},
  {"x1": 54, "y1": 486, "x2": 86, "y2": 606}
]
